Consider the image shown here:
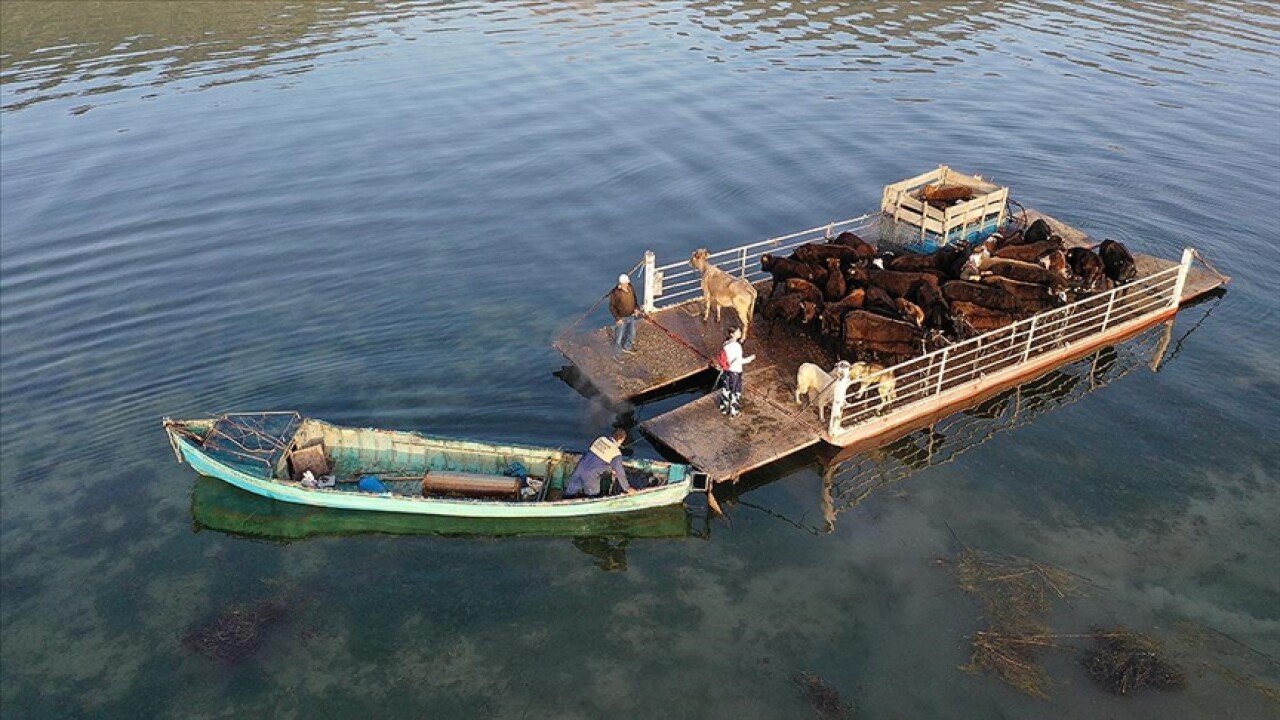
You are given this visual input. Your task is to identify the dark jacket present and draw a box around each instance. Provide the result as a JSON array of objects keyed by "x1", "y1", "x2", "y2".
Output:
[{"x1": 609, "y1": 284, "x2": 637, "y2": 320}]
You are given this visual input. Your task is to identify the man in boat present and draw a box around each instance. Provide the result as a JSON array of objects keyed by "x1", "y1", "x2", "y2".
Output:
[
  {"x1": 610, "y1": 274, "x2": 639, "y2": 354},
  {"x1": 564, "y1": 428, "x2": 637, "y2": 498}
]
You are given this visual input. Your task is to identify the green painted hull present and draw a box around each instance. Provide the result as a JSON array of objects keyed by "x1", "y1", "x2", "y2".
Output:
[{"x1": 165, "y1": 414, "x2": 695, "y2": 518}]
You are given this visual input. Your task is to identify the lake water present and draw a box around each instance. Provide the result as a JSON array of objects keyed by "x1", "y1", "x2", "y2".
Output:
[{"x1": 2, "y1": 1, "x2": 1278, "y2": 717}]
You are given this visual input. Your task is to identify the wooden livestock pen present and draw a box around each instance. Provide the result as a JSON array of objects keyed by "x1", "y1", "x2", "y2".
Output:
[{"x1": 554, "y1": 209, "x2": 1226, "y2": 485}]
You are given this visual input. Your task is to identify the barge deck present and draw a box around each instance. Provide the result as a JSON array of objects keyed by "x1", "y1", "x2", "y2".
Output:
[{"x1": 555, "y1": 209, "x2": 1227, "y2": 484}]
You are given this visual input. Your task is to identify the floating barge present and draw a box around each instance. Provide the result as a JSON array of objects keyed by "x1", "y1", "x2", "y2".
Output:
[{"x1": 555, "y1": 205, "x2": 1227, "y2": 485}]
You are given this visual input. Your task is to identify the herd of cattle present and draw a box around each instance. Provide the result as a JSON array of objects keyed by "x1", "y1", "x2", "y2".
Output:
[{"x1": 747, "y1": 218, "x2": 1139, "y2": 361}]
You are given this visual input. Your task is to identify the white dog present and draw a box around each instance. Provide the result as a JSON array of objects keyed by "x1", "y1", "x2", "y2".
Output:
[
  {"x1": 847, "y1": 361, "x2": 896, "y2": 413},
  {"x1": 795, "y1": 361, "x2": 850, "y2": 421}
]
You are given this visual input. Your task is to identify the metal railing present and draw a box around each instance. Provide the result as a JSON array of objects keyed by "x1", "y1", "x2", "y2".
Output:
[
  {"x1": 636, "y1": 213, "x2": 880, "y2": 312},
  {"x1": 826, "y1": 248, "x2": 1195, "y2": 437}
]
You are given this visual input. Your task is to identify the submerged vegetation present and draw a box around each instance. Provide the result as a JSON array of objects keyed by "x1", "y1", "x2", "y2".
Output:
[
  {"x1": 953, "y1": 548, "x2": 1077, "y2": 698},
  {"x1": 1081, "y1": 626, "x2": 1186, "y2": 695},
  {"x1": 949, "y1": 549, "x2": 1188, "y2": 700},
  {"x1": 791, "y1": 670, "x2": 853, "y2": 720},
  {"x1": 182, "y1": 597, "x2": 289, "y2": 665}
]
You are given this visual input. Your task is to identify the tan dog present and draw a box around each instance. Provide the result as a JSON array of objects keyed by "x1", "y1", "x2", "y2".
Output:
[
  {"x1": 847, "y1": 361, "x2": 896, "y2": 413},
  {"x1": 690, "y1": 248, "x2": 758, "y2": 338}
]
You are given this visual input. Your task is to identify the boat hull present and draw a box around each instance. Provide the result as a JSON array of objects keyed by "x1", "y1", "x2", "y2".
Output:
[{"x1": 169, "y1": 424, "x2": 692, "y2": 519}]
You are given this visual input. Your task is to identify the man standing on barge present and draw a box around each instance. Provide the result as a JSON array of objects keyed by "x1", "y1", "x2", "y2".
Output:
[{"x1": 610, "y1": 274, "x2": 639, "y2": 354}]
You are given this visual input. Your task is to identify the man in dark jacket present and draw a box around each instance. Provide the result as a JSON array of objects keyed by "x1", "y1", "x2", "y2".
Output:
[{"x1": 610, "y1": 274, "x2": 639, "y2": 353}]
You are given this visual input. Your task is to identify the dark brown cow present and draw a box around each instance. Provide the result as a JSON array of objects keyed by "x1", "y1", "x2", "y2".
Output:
[
  {"x1": 1098, "y1": 239, "x2": 1137, "y2": 284},
  {"x1": 951, "y1": 301, "x2": 1019, "y2": 333},
  {"x1": 984, "y1": 257, "x2": 1066, "y2": 288},
  {"x1": 848, "y1": 266, "x2": 941, "y2": 299},
  {"x1": 911, "y1": 280, "x2": 955, "y2": 335},
  {"x1": 763, "y1": 293, "x2": 818, "y2": 333},
  {"x1": 943, "y1": 280, "x2": 1024, "y2": 313},
  {"x1": 792, "y1": 243, "x2": 859, "y2": 265},
  {"x1": 1066, "y1": 248, "x2": 1109, "y2": 292},
  {"x1": 980, "y1": 275, "x2": 1063, "y2": 312},
  {"x1": 780, "y1": 277, "x2": 823, "y2": 305},
  {"x1": 1024, "y1": 218, "x2": 1052, "y2": 245},
  {"x1": 993, "y1": 239, "x2": 1063, "y2": 264},
  {"x1": 762, "y1": 254, "x2": 826, "y2": 294},
  {"x1": 887, "y1": 252, "x2": 939, "y2": 274},
  {"x1": 823, "y1": 258, "x2": 847, "y2": 302},
  {"x1": 818, "y1": 289, "x2": 866, "y2": 337},
  {"x1": 829, "y1": 231, "x2": 877, "y2": 258},
  {"x1": 842, "y1": 310, "x2": 924, "y2": 357}
]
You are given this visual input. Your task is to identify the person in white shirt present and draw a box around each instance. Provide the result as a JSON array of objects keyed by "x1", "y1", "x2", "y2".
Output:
[{"x1": 719, "y1": 326, "x2": 755, "y2": 417}]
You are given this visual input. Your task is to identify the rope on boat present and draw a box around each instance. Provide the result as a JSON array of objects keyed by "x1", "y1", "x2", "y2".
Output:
[{"x1": 1190, "y1": 248, "x2": 1231, "y2": 284}]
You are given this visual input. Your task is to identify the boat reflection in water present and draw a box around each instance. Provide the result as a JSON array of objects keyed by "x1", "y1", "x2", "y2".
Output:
[
  {"x1": 724, "y1": 303, "x2": 1218, "y2": 533},
  {"x1": 191, "y1": 474, "x2": 707, "y2": 569}
]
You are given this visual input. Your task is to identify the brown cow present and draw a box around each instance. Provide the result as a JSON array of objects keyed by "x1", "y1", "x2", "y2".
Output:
[
  {"x1": 823, "y1": 258, "x2": 847, "y2": 302},
  {"x1": 895, "y1": 297, "x2": 925, "y2": 328},
  {"x1": 818, "y1": 289, "x2": 866, "y2": 338},
  {"x1": 1066, "y1": 247, "x2": 1109, "y2": 293},
  {"x1": 762, "y1": 253, "x2": 826, "y2": 294},
  {"x1": 951, "y1": 301, "x2": 1019, "y2": 333},
  {"x1": 842, "y1": 310, "x2": 924, "y2": 357},
  {"x1": 792, "y1": 243, "x2": 859, "y2": 265},
  {"x1": 848, "y1": 266, "x2": 940, "y2": 299},
  {"x1": 763, "y1": 293, "x2": 818, "y2": 334},
  {"x1": 980, "y1": 275, "x2": 1063, "y2": 312},
  {"x1": 829, "y1": 231, "x2": 877, "y2": 257},
  {"x1": 943, "y1": 280, "x2": 1024, "y2": 314},
  {"x1": 691, "y1": 249, "x2": 758, "y2": 337},
  {"x1": 1099, "y1": 239, "x2": 1137, "y2": 284},
  {"x1": 985, "y1": 257, "x2": 1067, "y2": 289},
  {"x1": 780, "y1": 277, "x2": 824, "y2": 305},
  {"x1": 993, "y1": 239, "x2": 1062, "y2": 264}
]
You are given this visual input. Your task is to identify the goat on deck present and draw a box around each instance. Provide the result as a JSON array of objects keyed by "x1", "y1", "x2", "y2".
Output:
[{"x1": 691, "y1": 248, "x2": 759, "y2": 338}]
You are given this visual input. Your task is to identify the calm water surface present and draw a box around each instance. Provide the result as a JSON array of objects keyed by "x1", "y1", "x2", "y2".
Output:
[{"x1": 2, "y1": 2, "x2": 1278, "y2": 718}]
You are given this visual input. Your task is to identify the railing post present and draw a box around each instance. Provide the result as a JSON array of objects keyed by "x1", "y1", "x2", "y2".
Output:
[
  {"x1": 739, "y1": 247, "x2": 748, "y2": 278},
  {"x1": 1021, "y1": 315, "x2": 1039, "y2": 363},
  {"x1": 642, "y1": 251, "x2": 657, "y2": 313},
  {"x1": 1100, "y1": 289, "x2": 1116, "y2": 332},
  {"x1": 827, "y1": 363, "x2": 853, "y2": 437},
  {"x1": 934, "y1": 346, "x2": 950, "y2": 396},
  {"x1": 1170, "y1": 247, "x2": 1194, "y2": 309}
]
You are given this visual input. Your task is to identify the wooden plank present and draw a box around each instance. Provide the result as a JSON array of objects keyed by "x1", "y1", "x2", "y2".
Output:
[
  {"x1": 641, "y1": 364, "x2": 824, "y2": 483},
  {"x1": 553, "y1": 311, "x2": 710, "y2": 405}
]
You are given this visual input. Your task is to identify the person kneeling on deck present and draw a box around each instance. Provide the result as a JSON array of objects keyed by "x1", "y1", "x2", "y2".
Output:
[{"x1": 565, "y1": 428, "x2": 637, "y2": 498}]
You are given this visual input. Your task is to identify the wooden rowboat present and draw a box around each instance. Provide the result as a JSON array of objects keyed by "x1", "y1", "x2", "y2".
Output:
[{"x1": 164, "y1": 412, "x2": 699, "y2": 518}]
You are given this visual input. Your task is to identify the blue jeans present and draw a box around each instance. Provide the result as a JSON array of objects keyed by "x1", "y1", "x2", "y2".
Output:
[{"x1": 614, "y1": 316, "x2": 636, "y2": 351}]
